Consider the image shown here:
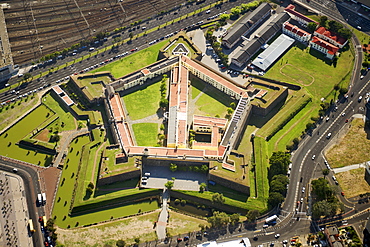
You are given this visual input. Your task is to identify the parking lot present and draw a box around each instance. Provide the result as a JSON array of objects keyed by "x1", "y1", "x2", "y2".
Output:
[{"x1": 141, "y1": 165, "x2": 207, "y2": 191}]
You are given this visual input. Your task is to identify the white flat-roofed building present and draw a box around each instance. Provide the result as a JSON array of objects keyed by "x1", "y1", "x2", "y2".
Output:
[
  {"x1": 197, "y1": 238, "x2": 251, "y2": 247},
  {"x1": 252, "y1": 34, "x2": 295, "y2": 71},
  {"x1": 282, "y1": 21, "x2": 312, "y2": 43}
]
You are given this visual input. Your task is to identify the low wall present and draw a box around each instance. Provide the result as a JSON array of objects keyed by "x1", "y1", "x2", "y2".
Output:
[
  {"x1": 143, "y1": 157, "x2": 209, "y2": 167},
  {"x1": 208, "y1": 173, "x2": 250, "y2": 195},
  {"x1": 97, "y1": 169, "x2": 141, "y2": 186}
]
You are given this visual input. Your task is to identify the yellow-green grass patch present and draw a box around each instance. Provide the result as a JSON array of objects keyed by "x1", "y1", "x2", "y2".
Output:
[{"x1": 326, "y1": 118, "x2": 370, "y2": 168}]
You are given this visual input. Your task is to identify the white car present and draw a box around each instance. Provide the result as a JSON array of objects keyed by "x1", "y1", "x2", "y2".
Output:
[
  {"x1": 275, "y1": 234, "x2": 280, "y2": 238},
  {"x1": 312, "y1": 155, "x2": 316, "y2": 160},
  {"x1": 302, "y1": 187, "x2": 305, "y2": 193}
]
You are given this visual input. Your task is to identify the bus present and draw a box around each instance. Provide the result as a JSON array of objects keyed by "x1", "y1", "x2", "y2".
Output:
[
  {"x1": 42, "y1": 216, "x2": 47, "y2": 228},
  {"x1": 28, "y1": 219, "x2": 35, "y2": 233},
  {"x1": 265, "y1": 215, "x2": 278, "y2": 224}
]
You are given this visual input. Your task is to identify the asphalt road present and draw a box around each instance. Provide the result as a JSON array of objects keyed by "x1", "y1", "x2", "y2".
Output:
[
  {"x1": 0, "y1": 0, "x2": 243, "y2": 103},
  {"x1": 0, "y1": 158, "x2": 45, "y2": 247}
]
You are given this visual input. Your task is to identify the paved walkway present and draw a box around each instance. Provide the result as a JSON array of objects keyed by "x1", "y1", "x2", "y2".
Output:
[
  {"x1": 156, "y1": 188, "x2": 169, "y2": 240},
  {"x1": 53, "y1": 128, "x2": 89, "y2": 167},
  {"x1": 332, "y1": 162, "x2": 368, "y2": 174}
]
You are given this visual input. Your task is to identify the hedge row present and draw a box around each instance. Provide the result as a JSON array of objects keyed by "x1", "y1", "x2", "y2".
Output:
[{"x1": 266, "y1": 97, "x2": 312, "y2": 141}]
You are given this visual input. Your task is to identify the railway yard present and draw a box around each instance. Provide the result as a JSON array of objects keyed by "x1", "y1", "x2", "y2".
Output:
[{"x1": 3, "y1": 0, "x2": 185, "y2": 64}]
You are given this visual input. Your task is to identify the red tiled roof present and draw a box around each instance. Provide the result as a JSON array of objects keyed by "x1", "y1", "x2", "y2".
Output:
[
  {"x1": 311, "y1": 36, "x2": 339, "y2": 55},
  {"x1": 284, "y1": 4, "x2": 318, "y2": 24},
  {"x1": 141, "y1": 69, "x2": 151, "y2": 76},
  {"x1": 283, "y1": 22, "x2": 310, "y2": 37},
  {"x1": 315, "y1": 26, "x2": 347, "y2": 46},
  {"x1": 193, "y1": 115, "x2": 228, "y2": 129},
  {"x1": 110, "y1": 94, "x2": 125, "y2": 122}
]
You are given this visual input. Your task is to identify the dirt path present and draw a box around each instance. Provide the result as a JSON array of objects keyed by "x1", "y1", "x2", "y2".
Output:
[
  {"x1": 90, "y1": 141, "x2": 107, "y2": 182},
  {"x1": 279, "y1": 64, "x2": 315, "y2": 86}
]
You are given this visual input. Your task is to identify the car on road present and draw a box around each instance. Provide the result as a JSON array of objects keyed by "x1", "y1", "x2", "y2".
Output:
[
  {"x1": 326, "y1": 133, "x2": 332, "y2": 139},
  {"x1": 253, "y1": 237, "x2": 258, "y2": 241},
  {"x1": 326, "y1": 117, "x2": 330, "y2": 122},
  {"x1": 282, "y1": 240, "x2": 288, "y2": 244},
  {"x1": 275, "y1": 234, "x2": 280, "y2": 238},
  {"x1": 12, "y1": 168, "x2": 18, "y2": 172},
  {"x1": 345, "y1": 119, "x2": 349, "y2": 123},
  {"x1": 341, "y1": 112, "x2": 345, "y2": 117},
  {"x1": 358, "y1": 96, "x2": 363, "y2": 102},
  {"x1": 312, "y1": 154, "x2": 316, "y2": 160},
  {"x1": 144, "y1": 172, "x2": 151, "y2": 176},
  {"x1": 302, "y1": 187, "x2": 305, "y2": 193}
]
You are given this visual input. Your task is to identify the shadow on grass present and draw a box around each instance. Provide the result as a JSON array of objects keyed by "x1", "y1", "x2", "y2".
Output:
[
  {"x1": 308, "y1": 47, "x2": 334, "y2": 66},
  {"x1": 208, "y1": 184, "x2": 249, "y2": 202},
  {"x1": 248, "y1": 99, "x2": 286, "y2": 129},
  {"x1": 94, "y1": 179, "x2": 140, "y2": 197}
]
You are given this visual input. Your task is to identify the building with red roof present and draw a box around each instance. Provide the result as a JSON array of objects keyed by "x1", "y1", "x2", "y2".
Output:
[
  {"x1": 282, "y1": 21, "x2": 312, "y2": 43},
  {"x1": 309, "y1": 36, "x2": 339, "y2": 59},
  {"x1": 314, "y1": 26, "x2": 348, "y2": 48},
  {"x1": 284, "y1": 5, "x2": 318, "y2": 27}
]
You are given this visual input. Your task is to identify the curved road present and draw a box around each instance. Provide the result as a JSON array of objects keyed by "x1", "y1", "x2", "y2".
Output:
[{"x1": 0, "y1": 158, "x2": 44, "y2": 247}]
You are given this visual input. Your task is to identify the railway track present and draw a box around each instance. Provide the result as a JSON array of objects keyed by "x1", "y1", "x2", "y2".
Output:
[{"x1": 4, "y1": 0, "x2": 184, "y2": 64}]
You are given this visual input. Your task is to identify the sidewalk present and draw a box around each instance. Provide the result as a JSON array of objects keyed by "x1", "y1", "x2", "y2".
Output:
[
  {"x1": 332, "y1": 162, "x2": 367, "y2": 174},
  {"x1": 156, "y1": 188, "x2": 170, "y2": 240}
]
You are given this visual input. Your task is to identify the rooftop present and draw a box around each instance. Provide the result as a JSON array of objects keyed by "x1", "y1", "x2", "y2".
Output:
[
  {"x1": 252, "y1": 34, "x2": 295, "y2": 71},
  {"x1": 284, "y1": 4, "x2": 318, "y2": 24},
  {"x1": 310, "y1": 36, "x2": 339, "y2": 55},
  {"x1": 315, "y1": 26, "x2": 347, "y2": 46}
]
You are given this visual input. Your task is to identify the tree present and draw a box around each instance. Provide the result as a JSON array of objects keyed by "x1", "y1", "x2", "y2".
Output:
[
  {"x1": 312, "y1": 200, "x2": 331, "y2": 218},
  {"x1": 134, "y1": 237, "x2": 140, "y2": 245},
  {"x1": 164, "y1": 181, "x2": 174, "y2": 189},
  {"x1": 169, "y1": 163, "x2": 177, "y2": 172},
  {"x1": 268, "y1": 192, "x2": 284, "y2": 206},
  {"x1": 327, "y1": 20, "x2": 343, "y2": 33},
  {"x1": 212, "y1": 193, "x2": 225, "y2": 204},
  {"x1": 270, "y1": 180, "x2": 287, "y2": 194},
  {"x1": 337, "y1": 28, "x2": 352, "y2": 39},
  {"x1": 319, "y1": 16, "x2": 328, "y2": 27},
  {"x1": 23, "y1": 73, "x2": 32, "y2": 81},
  {"x1": 311, "y1": 178, "x2": 334, "y2": 201},
  {"x1": 322, "y1": 168, "x2": 330, "y2": 178},
  {"x1": 268, "y1": 151, "x2": 291, "y2": 178},
  {"x1": 116, "y1": 240, "x2": 126, "y2": 247},
  {"x1": 246, "y1": 210, "x2": 260, "y2": 222},
  {"x1": 219, "y1": 13, "x2": 230, "y2": 21},
  {"x1": 227, "y1": 107, "x2": 234, "y2": 115},
  {"x1": 199, "y1": 182, "x2": 207, "y2": 192},
  {"x1": 159, "y1": 98, "x2": 169, "y2": 109},
  {"x1": 207, "y1": 211, "x2": 230, "y2": 228},
  {"x1": 230, "y1": 213, "x2": 240, "y2": 225},
  {"x1": 230, "y1": 7, "x2": 241, "y2": 17},
  {"x1": 307, "y1": 22, "x2": 318, "y2": 33}
]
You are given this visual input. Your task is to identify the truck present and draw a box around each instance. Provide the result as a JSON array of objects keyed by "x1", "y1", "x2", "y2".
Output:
[
  {"x1": 265, "y1": 215, "x2": 278, "y2": 224},
  {"x1": 42, "y1": 216, "x2": 47, "y2": 227},
  {"x1": 42, "y1": 192, "x2": 46, "y2": 205},
  {"x1": 37, "y1": 193, "x2": 42, "y2": 205},
  {"x1": 28, "y1": 219, "x2": 35, "y2": 233}
]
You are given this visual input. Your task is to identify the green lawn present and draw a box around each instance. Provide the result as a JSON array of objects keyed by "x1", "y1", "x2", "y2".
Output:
[
  {"x1": 191, "y1": 78, "x2": 206, "y2": 99},
  {"x1": 92, "y1": 41, "x2": 166, "y2": 78},
  {"x1": 132, "y1": 123, "x2": 158, "y2": 147},
  {"x1": 252, "y1": 136, "x2": 269, "y2": 209},
  {"x1": 192, "y1": 79, "x2": 235, "y2": 118},
  {"x1": 42, "y1": 93, "x2": 77, "y2": 131},
  {"x1": 266, "y1": 43, "x2": 354, "y2": 99},
  {"x1": 53, "y1": 135, "x2": 91, "y2": 227},
  {"x1": 122, "y1": 81, "x2": 162, "y2": 120},
  {"x1": 0, "y1": 94, "x2": 39, "y2": 131},
  {"x1": 167, "y1": 37, "x2": 196, "y2": 57},
  {"x1": 0, "y1": 104, "x2": 54, "y2": 166}
]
